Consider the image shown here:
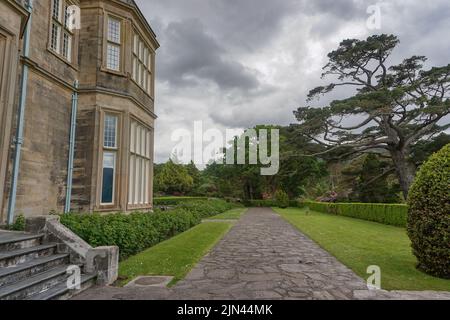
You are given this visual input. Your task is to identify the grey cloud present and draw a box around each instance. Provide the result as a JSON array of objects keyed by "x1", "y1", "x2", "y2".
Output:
[
  {"x1": 157, "y1": 19, "x2": 260, "y2": 91},
  {"x1": 303, "y1": 0, "x2": 365, "y2": 20},
  {"x1": 137, "y1": 0, "x2": 300, "y2": 53}
]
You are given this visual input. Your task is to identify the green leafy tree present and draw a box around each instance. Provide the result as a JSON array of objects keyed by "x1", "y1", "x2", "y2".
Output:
[
  {"x1": 294, "y1": 34, "x2": 450, "y2": 198},
  {"x1": 185, "y1": 161, "x2": 202, "y2": 194},
  {"x1": 275, "y1": 190, "x2": 289, "y2": 208},
  {"x1": 348, "y1": 154, "x2": 401, "y2": 203},
  {"x1": 202, "y1": 125, "x2": 327, "y2": 200},
  {"x1": 154, "y1": 159, "x2": 193, "y2": 195},
  {"x1": 410, "y1": 133, "x2": 450, "y2": 165}
]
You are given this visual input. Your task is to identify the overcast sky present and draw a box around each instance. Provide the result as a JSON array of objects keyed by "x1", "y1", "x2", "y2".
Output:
[{"x1": 135, "y1": 0, "x2": 450, "y2": 163}]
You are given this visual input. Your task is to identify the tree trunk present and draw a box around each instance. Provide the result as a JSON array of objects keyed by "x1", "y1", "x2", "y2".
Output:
[{"x1": 389, "y1": 148, "x2": 416, "y2": 199}]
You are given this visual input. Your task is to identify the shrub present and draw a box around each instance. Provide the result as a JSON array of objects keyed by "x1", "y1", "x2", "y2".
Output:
[
  {"x1": 60, "y1": 199, "x2": 236, "y2": 260},
  {"x1": 177, "y1": 199, "x2": 236, "y2": 218},
  {"x1": 407, "y1": 144, "x2": 450, "y2": 279},
  {"x1": 154, "y1": 196, "x2": 208, "y2": 206},
  {"x1": 305, "y1": 202, "x2": 407, "y2": 227},
  {"x1": 275, "y1": 190, "x2": 290, "y2": 208},
  {"x1": 243, "y1": 199, "x2": 303, "y2": 208},
  {"x1": 6, "y1": 215, "x2": 26, "y2": 231}
]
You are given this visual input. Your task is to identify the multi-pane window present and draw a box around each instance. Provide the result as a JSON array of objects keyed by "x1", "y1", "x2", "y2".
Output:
[
  {"x1": 106, "y1": 17, "x2": 121, "y2": 71},
  {"x1": 50, "y1": 0, "x2": 73, "y2": 62},
  {"x1": 101, "y1": 114, "x2": 119, "y2": 205},
  {"x1": 132, "y1": 32, "x2": 153, "y2": 95},
  {"x1": 128, "y1": 121, "x2": 152, "y2": 206},
  {"x1": 104, "y1": 115, "x2": 117, "y2": 148}
]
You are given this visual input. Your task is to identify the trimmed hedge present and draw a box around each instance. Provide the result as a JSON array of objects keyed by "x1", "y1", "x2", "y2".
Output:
[
  {"x1": 153, "y1": 197, "x2": 209, "y2": 206},
  {"x1": 244, "y1": 199, "x2": 303, "y2": 208},
  {"x1": 304, "y1": 202, "x2": 407, "y2": 227},
  {"x1": 60, "y1": 199, "x2": 235, "y2": 260},
  {"x1": 407, "y1": 144, "x2": 450, "y2": 279}
]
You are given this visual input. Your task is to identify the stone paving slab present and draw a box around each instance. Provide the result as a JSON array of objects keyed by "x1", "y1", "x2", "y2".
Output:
[{"x1": 73, "y1": 208, "x2": 450, "y2": 300}]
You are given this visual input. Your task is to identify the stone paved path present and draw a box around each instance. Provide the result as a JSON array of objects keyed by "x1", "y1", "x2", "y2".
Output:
[
  {"x1": 74, "y1": 208, "x2": 450, "y2": 300},
  {"x1": 169, "y1": 208, "x2": 367, "y2": 300}
]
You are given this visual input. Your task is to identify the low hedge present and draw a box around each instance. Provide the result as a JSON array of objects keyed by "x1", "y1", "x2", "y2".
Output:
[
  {"x1": 153, "y1": 196, "x2": 209, "y2": 206},
  {"x1": 60, "y1": 199, "x2": 235, "y2": 260},
  {"x1": 244, "y1": 199, "x2": 303, "y2": 208},
  {"x1": 304, "y1": 202, "x2": 407, "y2": 227},
  {"x1": 177, "y1": 200, "x2": 237, "y2": 218}
]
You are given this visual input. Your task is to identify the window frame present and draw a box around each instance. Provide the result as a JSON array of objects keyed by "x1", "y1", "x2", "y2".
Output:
[
  {"x1": 100, "y1": 112, "x2": 121, "y2": 207},
  {"x1": 128, "y1": 118, "x2": 153, "y2": 209},
  {"x1": 49, "y1": 0, "x2": 75, "y2": 63},
  {"x1": 104, "y1": 14, "x2": 125, "y2": 74},
  {"x1": 101, "y1": 151, "x2": 116, "y2": 206},
  {"x1": 131, "y1": 29, "x2": 154, "y2": 96}
]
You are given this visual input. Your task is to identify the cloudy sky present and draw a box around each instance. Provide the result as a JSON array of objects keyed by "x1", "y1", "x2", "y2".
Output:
[{"x1": 135, "y1": 0, "x2": 450, "y2": 163}]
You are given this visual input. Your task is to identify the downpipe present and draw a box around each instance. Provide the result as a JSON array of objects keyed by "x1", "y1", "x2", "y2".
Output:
[{"x1": 64, "y1": 80, "x2": 79, "y2": 214}]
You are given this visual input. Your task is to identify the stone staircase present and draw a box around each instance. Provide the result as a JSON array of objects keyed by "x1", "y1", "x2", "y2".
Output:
[{"x1": 0, "y1": 231, "x2": 96, "y2": 300}]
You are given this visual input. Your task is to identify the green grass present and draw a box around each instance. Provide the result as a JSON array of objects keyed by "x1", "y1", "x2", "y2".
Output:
[
  {"x1": 275, "y1": 207, "x2": 450, "y2": 291},
  {"x1": 207, "y1": 208, "x2": 248, "y2": 220},
  {"x1": 118, "y1": 222, "x2": 232, "y2": 286}
]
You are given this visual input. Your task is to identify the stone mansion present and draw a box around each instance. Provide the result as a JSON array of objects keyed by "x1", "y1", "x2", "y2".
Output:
[{"x1": 0, "y1": 0, "x2": 159, "y2": 223}]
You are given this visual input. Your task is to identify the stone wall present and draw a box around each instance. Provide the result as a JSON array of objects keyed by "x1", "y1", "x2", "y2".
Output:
[
  {"x1": 1, "y1": 0, "x2": 158, "y2": 220},
  {"x1": 0, "y1": 0, "x2": 28, "y2": 222}
]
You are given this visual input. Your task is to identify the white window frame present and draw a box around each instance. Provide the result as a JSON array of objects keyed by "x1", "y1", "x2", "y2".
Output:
[
  {"x1": 128, "y1": 120, "x2": 152, "y2": 207},
  {"x1": 106, "y1": 16, "x2": 122, "y2": 72},
  {"x1": 50, "y1": 0, "x2": 74, "y2": 62},
  {"x1": 101, "y1": 114, "x2": 119, "y2": 206},
  {"x1": 132, "y1": 31, "x2": 153, "y2": 95},
  {"x1": 101, "y1": 152, "x2": 116, "y2": 206}
]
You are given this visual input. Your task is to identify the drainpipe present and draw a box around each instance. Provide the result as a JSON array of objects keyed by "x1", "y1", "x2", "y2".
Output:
[
  {"x1": 7, "y1": 0, "x2": 33, "y2": 225},
  {"x1": 64, "y1": 80, "x2": 79, "y2": 214}
]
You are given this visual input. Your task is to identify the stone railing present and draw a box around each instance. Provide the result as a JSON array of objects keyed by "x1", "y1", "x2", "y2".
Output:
[{"x1": 25, "y1": 215, "x2": 119, "y2": 285}]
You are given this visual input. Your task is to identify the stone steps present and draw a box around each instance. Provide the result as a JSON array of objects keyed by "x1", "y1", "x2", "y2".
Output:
[
  {"x1": 0, "y1": 243, "x2": 57, "y2": 267},
  {"x1": 0, "y1": 253, "x2": 69, "y2": 287},
  {"x1": 27, "y1": 273, "x2": 96, "y2": 300},
  {"x1": 0, "y1": 230, "x2": 96, "y2": 300},
  {"x1": 0, "y1": 232, "x2": 44, "y2": 251}
]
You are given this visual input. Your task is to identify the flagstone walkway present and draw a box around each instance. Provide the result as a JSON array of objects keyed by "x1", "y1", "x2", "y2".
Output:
[
  {"x1": 169, "y1": 207, "x2": 368, "y2": 300},
  {"x1": 73, "y1": 208, "x2": 450, "y2": 300}
]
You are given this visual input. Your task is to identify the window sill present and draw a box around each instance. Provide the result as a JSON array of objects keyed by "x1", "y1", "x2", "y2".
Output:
[
  {"x1": 101, "y1": 66, "x2": 127, "y2": 77},
  {"x1": 128, "y1": 204, "x2": 153, "y2": 211},
  {"x1": 47, "y1": 48, "x2": 78, "y2": 71},
  {"x1": 97, "y1": 204, "x2": 120, "y2": 212},
  {"x1": 130, "y1": 77, "x2": 154, "y2": 100}
]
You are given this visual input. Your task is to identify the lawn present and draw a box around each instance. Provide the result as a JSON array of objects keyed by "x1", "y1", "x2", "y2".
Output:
[
  {"x1": 207, "y1": 208, "x2": 248, "y2": 220},
  {"x1": 275, "y1": 208, "x2": 450, "y2": 291},
  {"x1": 118, "y1": 221, "x2": 232, "y2": 286}
]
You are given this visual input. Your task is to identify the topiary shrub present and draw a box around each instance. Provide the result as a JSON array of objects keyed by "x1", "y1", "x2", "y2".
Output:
[
  {"x1": 275, "y1": 190, "x2": 290, "y2": 209},
  {"x1": 407, "y1": 144, "x2": 450, "y2": 279}
]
